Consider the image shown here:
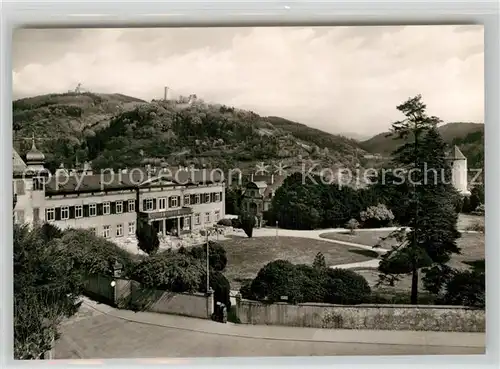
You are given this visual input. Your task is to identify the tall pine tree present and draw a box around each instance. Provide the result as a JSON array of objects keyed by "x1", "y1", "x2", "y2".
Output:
[{"x1": 377, "y1": 95, "x2": 461, "y2": 303}]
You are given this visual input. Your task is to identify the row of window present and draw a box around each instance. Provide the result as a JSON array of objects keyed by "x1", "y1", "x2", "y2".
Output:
[
  {"x1": 91, "y1": 221, "x2": 136, "y2": 238},
  {"x1": 46, "y1": 200, "x2": 136, "y2": 221},
  {"x1": 142, "y1": 192, "x2": 222, "y2": 211},
  {"x1": 193, "y1": 210, "x2": 221, "y2": 225},
  {"x1": 95, "y1": 210, "x2": 222, "y2": 239}
]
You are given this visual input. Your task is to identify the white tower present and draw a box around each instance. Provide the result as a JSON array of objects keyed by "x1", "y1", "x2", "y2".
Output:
[{"x1": 447, "y1": 145, "x2": 470, "y2": 196}]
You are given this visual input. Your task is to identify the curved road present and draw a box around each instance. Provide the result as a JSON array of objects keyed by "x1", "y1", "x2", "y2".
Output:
[{"x1": 54, "y1": 299, "x2": 484, "y2": 359}]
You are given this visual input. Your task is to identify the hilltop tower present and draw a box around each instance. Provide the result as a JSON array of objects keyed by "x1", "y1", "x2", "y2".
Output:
[{"x1": 447, "y1": 145, "x2": 470, "y2": 196}]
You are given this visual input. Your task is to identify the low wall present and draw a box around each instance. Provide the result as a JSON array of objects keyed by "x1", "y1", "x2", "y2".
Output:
[
  {"x1": 235, "y1": 298, "x2": 485, "y2": 332},
  {"x1": 83, "y1": 274, "x2": 213, "y2": 319},
  {"x1": 129, "y1": 281, "x2": 212, "y2": 319}
]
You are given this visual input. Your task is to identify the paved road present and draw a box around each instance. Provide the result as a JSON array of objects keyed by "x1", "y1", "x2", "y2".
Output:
[{"x1": 54, "y1": 302, "x2": 485, "y2": 359}]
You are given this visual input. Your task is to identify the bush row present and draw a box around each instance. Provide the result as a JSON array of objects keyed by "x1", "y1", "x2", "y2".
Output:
[{"x1": 240, "y1": 260, "x2": 372, "y2": 305}]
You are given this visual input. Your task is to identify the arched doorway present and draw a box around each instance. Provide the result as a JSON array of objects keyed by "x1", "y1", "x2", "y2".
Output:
[{"x1": 249, "y1": 202, "x2": 257, "y2": 216}]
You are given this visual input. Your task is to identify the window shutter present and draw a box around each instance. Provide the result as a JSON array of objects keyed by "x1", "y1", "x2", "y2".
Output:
[
  {"x1": 220, "y1": 192, "x2": 223, "y2": 201},
  {"x1": 142, "y1": 199, "x2": 147, "y2": 211},
  {"x1": 152, "y1": 198, "x2": 157, "y2": 210},
  {"x1": 169, "y1": 197, "x2": 173, "y2": 207},
  {"x1": 111, "y1": 202, "x2": 116, "y2": 214},
  {"x1": 83, "y1": 205, "x2": 89, "y2": 217},
  {"x1": 97, "y1": 204, "x2": 103, "y2": 216},
  {"x1": 69, "y1": 206, "x2": 75, "y2": 219},
  {"x1": 177, "y1": 196, "x2": 181, "y2": 206},
  {"x1": 55, "y1": 207, "x2": 61, "y2": 221},
  {"x1": 190, "y1": 194, "x2": 195, "y2": 204}
]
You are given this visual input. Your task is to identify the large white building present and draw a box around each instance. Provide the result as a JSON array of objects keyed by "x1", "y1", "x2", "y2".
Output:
[{"x1": 12, "y1": 140, "x2": 226, "y2": 240}]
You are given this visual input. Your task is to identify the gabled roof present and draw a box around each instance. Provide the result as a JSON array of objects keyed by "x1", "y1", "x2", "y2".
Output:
[
  {"x1": 13, "y1": 149, "x2": 27, "y2": 175},
  {"x1": 446, "y1": 145, "x2": 467, "y2": 160}
]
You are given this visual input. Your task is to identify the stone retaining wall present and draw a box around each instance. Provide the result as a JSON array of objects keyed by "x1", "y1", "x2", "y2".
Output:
[{"x1": 235, "y1": 297, "x2": 485, "y2": 332}]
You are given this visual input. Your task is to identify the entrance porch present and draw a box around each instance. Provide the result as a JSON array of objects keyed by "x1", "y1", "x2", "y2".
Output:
[{"x1": 139, "y1": 207, "x2": 194, "y2": 237}]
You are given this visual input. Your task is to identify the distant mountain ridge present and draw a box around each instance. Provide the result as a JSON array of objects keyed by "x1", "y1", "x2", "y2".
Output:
[{"x1": 360, "y1": 122, "x2": 484, "y2": 168}]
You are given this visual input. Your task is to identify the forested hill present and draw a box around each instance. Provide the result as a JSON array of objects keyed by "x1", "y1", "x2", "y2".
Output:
[
  {"x1": 13, "y1": 92, "x2": 366, "y2": 173},
  {"x1": 360, "y1": 122, "x2": 484, "y2": 169}
]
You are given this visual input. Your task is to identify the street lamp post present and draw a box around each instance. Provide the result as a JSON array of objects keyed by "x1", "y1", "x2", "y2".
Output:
[{"x1": 206, "y1": 228, "x2": 210, "y2": 293}]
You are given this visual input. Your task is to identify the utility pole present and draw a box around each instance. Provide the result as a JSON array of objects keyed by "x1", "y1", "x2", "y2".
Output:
[
  {"x1": 275, "y1": 221, "x2": 278, "y2": 247},
  {"x1": 206, "y1": 227, "x2": 211, "y2": 293}
]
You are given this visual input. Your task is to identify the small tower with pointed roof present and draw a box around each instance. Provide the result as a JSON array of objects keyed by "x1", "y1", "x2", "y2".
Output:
[
  {"x1": 446, "y1": 145, "x2": 470, "y2": 196},
  {"x1": 25, "y1": 133, "x2": 46, "y2": 173}
]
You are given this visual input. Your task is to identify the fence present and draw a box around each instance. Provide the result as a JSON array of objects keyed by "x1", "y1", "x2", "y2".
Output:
[
  {"x1": 235, "y1": 295, "x2": 485, "y2": 332},
  {"x1": 83, "y1": 274, "x2": 214, "y2": 319}
]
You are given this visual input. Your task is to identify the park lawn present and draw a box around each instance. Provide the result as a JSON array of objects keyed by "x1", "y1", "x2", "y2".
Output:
[
  {"x1": 220, "y1": 236, "x2": 378, "y2": 289},
  {"x1": 353, "y1": 231, "x2": 485, "y2": 294},
  {"x1": 319, "y1": 230, "x2": 394, "y2": 249}
]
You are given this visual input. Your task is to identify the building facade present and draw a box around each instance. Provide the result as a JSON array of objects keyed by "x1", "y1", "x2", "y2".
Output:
[
  {"x1": 240, "y1": 174, "x2": 287, "y2": 226},
  {"x1": 13, "y1": 142, "x2": 225, "y2": 240}
]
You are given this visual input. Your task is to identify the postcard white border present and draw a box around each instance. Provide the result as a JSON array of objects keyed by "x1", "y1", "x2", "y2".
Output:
[{"x1": 1, "y1": 0, "x2": 498, "y2": 368}]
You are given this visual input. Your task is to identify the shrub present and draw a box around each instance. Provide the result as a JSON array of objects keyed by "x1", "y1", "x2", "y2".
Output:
[
  {"x1": 323, "y1": 268, "x2": 371, "y2": 305},
  {"x1": 345, "y1": 218, "x2": 360, "y2": 234},
  {"x1": 249, "y1": 260, "x2": 304, "y2": 303},
  {"x1": 442, "y1": 269, "x2": 485, "y2": 308},
  {"x1": 359, "y1": 204, "x2": 394, "y2": 228},
  {"x1": 217, "y1": 218, "x2": 233, "y2": 227},
  {"x1": 246, "y1": 261, "x2": 371, "y2": 305},
  {"x1": 294, "y1": 264, "x2": 328, "y2": 303},
  {"x1": 231, "y1": 218, "x2": 242, "y2": 229},
  {"x1": 187, "y1": 241, "x2": 227, "y2": 272},
  {"x1": 239, "y1": 280, "x2": 253, "y2": 300},
  {"x1": 312, "y1": 252, "x2": 327, "y2": 270},
  {"x1": 131, "y1": 253, "x2": 205, "y2": 293}
]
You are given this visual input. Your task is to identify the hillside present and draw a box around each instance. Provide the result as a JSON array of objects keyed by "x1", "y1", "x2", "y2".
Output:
[
  {"x1": 360, "y1": 122, "x2": 484, "y2": 168},
  {"x1": 13, "y1": 92, "x2": 365, "y2": 174}
]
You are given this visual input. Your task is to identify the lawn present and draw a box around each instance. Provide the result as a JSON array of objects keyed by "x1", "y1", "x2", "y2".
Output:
[
  {"x1": 345, "y1": 230, "x2": 485, "y2": 295},
  {"x1": 219, "y1": 236, "x2": 378, "y2": 289},
  {"x1": 319, "y1": 230, "x2": 394, "y2": 249}
]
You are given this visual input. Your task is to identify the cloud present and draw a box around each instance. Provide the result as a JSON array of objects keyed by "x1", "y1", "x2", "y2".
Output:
[{"x1": 12, "y1": 25, "x2": 484, "y2": 136}]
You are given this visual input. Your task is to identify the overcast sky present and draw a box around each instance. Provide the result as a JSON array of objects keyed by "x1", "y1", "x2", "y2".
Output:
[{"x1": 12, "y1": 25, "x2": 484, "y2": 137}]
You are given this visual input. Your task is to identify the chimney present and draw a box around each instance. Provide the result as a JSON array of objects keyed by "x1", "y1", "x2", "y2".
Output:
[
  {"x1": 164, "y1": 86, "x2": 169, "y2": 100},
  {"x1": 251, "y1": 173, "x2": 254, "y2": 182}
]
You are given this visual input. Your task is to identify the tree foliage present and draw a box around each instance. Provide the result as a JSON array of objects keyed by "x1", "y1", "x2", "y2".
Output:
[
  {"x1": 62, "y1": 228, "x2": 135, "y2": 276},
  {"x1": 359, "y1": 203, "x2": 394, "y2": 228},
  {"x1": 136, "y1": 220, "x2": 160, "y2": 256},
  {"x1": 131, "y1": 253, "x2": 205, "y2": 293},
  {"x1": 376, "y1": 95, "x2": 462, "y2": 304},
  {"x1": 240, "y1": 211, "x2": 256, "y2": 238},
  {"x1": 188, "y1": 241, "x2": 228, "y2": 272},
  {"x1": 14, "y1": 224, "x2": 83, "y2": 359}
]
